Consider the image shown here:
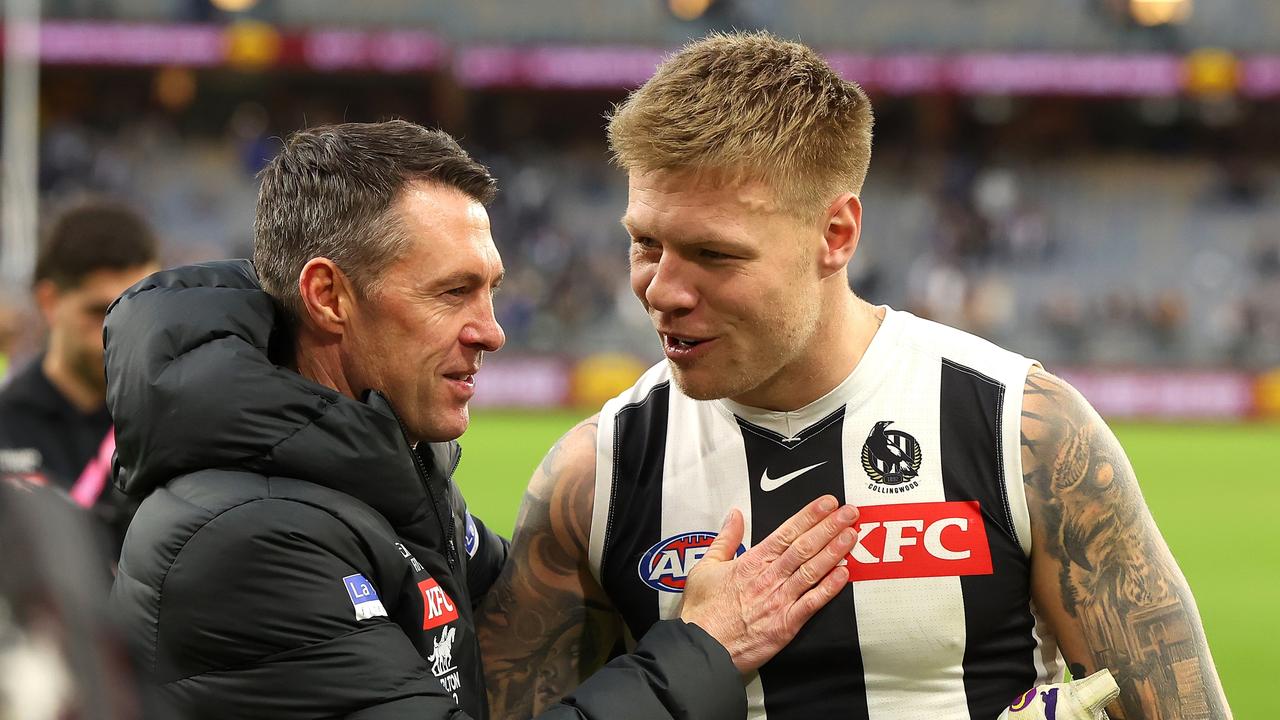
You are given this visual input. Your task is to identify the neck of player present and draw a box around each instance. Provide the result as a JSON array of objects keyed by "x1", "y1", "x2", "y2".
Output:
[{"x1": 731, "y1": 289, "x2": 884, "y2": 413}]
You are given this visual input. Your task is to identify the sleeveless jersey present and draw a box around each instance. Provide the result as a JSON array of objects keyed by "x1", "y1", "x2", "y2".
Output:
[{"x1": 588, "y1": 307, "x2": 1066, "y2": 720}]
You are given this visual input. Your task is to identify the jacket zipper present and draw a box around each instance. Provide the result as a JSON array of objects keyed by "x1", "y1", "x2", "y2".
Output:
[
  {"x1": 444, "y1": 443, "x2": 461, "y2": 566},
  {"x1": 387, "y1": 404, "x2": 459, "y2": 571}
]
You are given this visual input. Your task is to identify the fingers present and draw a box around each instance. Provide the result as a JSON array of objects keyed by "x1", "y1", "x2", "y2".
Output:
[
  {"x1": 780, "y1": 524, "x2": 857, "y2": 600},
  {"x1": 787, "y1": 564, "x2": 851, "y2": 633},
  {"x1": 751, "y1": 495, "x2": 839, "y2": 562},
  {"x1": 703, "y1": 508, "x2": 745, "y2": 563},
  {"x1": 770, "y1": 504, "x2": 858, "y2": 581}
]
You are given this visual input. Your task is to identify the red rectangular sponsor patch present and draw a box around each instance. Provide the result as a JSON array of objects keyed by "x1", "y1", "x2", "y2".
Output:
[
  {"x1": 845, "y1": 500, "x2": 992, "y2": 582},
  {"x1": 418, "y1": 578, "x2": 460, "y2": 630}
]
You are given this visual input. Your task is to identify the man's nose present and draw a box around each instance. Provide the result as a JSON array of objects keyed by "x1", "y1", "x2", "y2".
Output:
[
  {"x1": 461, "y1": 301, "x2": 505, "y2": 352},
  {"x1": 644, "y1": 253, "x2": 698, "y2": 314}
]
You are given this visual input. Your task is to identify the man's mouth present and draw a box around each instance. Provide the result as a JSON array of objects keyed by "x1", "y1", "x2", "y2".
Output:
[
  {"x1": 662, "y1": 333, "x2": 715, "y2": 360},
  {"x1": 666, "y1": 335, "x2": 707, "y2": 349},
  {"x1": 443, "y1": 370, "x2": 478, "y2": 386}
]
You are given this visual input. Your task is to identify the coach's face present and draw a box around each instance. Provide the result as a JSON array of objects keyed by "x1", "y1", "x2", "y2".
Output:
[
  {"x1": 345, "y1": 182, "x2": 505, "y2": 443},
  {"x1": 624, "y1": 170, "x2": 833, "y2": 408}
]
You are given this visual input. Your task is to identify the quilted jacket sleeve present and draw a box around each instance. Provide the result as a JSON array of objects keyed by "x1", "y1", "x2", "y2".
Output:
[
  {"x1": 342, "y1": 621, "x2": 744, "y2": 720},
  {"x1": 122, "y1": 497, "x2": 743, "y2": 720}
]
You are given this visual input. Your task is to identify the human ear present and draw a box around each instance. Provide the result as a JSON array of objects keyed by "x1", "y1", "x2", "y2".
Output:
[
  {"x1": 297, "y1": 258, "x2": 358, "y2": 335},
  {"x1": 818, "y1": 193, "x2": 862, "y2": 279},
  {"x1": 33, "y1": 279, "x2": 63, "y2": 327}
]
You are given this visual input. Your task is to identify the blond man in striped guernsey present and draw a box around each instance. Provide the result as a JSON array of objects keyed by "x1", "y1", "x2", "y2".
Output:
[{"x1": 479, "y1": 31, "x2": 1231, "y2": 720}]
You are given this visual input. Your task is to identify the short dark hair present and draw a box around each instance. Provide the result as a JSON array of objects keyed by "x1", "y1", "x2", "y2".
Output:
[
  {"x1": 34, "y1": 199, "x2": 159, "y2": 289},
  {"x1": 253, "y1": 120, "x2": 497, "y2": 324}
]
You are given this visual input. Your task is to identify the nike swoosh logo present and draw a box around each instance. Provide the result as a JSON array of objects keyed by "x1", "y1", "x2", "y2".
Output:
[{"x1": 760, "y1": 462, "x2": 828, "y2": 492}]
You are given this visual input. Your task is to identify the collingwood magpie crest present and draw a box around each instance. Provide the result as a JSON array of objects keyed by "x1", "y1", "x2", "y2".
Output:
[{"x1": 860, "y1": 420, "x2": 922, "y2": 493}]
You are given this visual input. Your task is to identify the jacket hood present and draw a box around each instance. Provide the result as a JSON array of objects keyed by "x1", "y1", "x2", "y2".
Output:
[{"x1": 104, "y1": 259, "x2": 456, "y2": 527}]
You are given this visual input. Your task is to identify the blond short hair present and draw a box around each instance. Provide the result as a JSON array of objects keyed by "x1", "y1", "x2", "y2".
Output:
[{"x1": 608, "y1": 31, "x2": 874, "y2": 218}]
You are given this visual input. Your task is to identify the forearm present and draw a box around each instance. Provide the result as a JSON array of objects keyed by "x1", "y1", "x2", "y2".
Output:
[
  {"x1": 478, "y1": 574, "x2": 617, "y2": 716},
  {"x1": 1030, "y1": 531, "x2": 1229, "y2": 719}
]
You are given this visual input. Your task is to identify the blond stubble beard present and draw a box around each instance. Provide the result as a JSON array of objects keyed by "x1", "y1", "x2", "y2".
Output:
[{"x1": 667, "y1": 283, "x2": 821, "y2": 403}]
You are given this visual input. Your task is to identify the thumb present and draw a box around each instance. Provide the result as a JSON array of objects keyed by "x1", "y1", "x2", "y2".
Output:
[{"x1": 703, "y1": 508, "x2": 744, "y2": 563}]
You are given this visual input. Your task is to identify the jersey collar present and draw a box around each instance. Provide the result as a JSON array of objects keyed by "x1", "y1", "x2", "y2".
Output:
[{"x1": 718, "y1": 306, "x2": 901, "y2": 439}]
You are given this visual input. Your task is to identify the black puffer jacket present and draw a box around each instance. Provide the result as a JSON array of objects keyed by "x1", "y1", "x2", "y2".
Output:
[{"x1": 105, "y1": 260, "x2": 745, "y2": 720}]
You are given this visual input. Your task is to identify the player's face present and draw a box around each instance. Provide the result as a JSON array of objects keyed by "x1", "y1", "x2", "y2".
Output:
[
  {"x1": 41, "y1": 264, "x2": 157, "y2": 396},
  {"x1": 344, "y1": 183, "x2": 505, "y2": 443},
  {"x1": 624, "y1": 170, "x2": 824, "y2": 405}
]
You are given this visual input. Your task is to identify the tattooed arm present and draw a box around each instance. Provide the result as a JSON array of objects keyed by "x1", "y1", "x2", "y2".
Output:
[
  {"x1": 477, "y1": 415, "x2": 623, "y2": 718},
  {"x1": 1021, "y1": 368, "x2": 1232, "y2": 719}
]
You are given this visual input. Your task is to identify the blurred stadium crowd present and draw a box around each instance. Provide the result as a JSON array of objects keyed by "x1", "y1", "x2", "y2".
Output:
[
  {"x1": 0, "y1": 2, "x2": 1277, "y2": 718},
  {"x1": 0, "y1": 2, "x2": 1275, "y2": 378},
  {"x1": 6, "y1": 86, "x2": 1279, "y2": 372}
]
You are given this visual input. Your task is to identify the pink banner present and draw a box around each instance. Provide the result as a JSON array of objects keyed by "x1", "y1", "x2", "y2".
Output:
[
  {"x1": 825, "y1": 53, "x2": 947, "y2": 94},
  {"x1": 7, "y1": 23, "x2": 1280, "y2": 97},
  {"x1": 305, "y1": 29, "x2": 442, "y2": 72},
  {"x1": 0, "y1": 21, "x2": 443, "y2": 71},
  {"x1": 38, "y1": 22, "x2": 224, "y2": 66},
  {"x1": 1056, "y1": 369, "x2": 1256, "y2": 420},
  {"x1": 471, "y1": 356, "x2": 572, "y2": 408},
  {"x1": 1242, "y1": 56, "x2": 1280, "y2": 97},
  {"x1": 456, "y1": 46, "x2": 1189, "y2": 96},
  {"x1": 455, "y1": 45, "x2": 667, "y2": 89},
  {"x1": 947, "y1": 53, "x2": 1182, "y2": 96}
]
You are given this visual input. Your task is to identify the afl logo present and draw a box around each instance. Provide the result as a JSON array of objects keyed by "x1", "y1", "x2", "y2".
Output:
[
  {"x1": 861, "y1": 420, "x2": 922, "y2": 494},
  {"x1": 638, "y1": 531, "x2": 745, "y2": 593}
]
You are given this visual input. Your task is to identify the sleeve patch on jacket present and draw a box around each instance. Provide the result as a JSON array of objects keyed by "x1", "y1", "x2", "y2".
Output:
[
  {"x1": 342, "y1": 573, "x2": 387, "y2": 621},
  {"x1": 463, "y1": 513, "x2": 478, "y2": 558}
]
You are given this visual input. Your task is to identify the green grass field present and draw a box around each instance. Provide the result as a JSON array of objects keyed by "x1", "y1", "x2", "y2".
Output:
[{"x1": 455, "y1": 411, "x2": 1279, "y2": 716}]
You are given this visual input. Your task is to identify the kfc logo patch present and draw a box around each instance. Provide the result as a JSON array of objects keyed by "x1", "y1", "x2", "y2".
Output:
[
  {"x1": 846, "y1": 501, "x2": 992, "y2": 582},
  {"x1": 418, "y1": 578, "x2": 460, "y2": 629}
]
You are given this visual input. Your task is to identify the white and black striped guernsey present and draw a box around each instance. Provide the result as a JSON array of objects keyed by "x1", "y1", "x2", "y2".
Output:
[{"x1": 588, "y1": 307, "x2": 1066, "y2": 720}]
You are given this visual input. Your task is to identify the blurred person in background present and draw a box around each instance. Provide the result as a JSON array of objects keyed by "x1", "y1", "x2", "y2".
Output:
[
  {"x1": 103, "y1": 120, "x2": 857, "y2": 720},
  {"x1": 0, "y1": 475, "x2": 171, "y2": 720},
  {"x1": 0, "y1": 199, "x2": 159, "y2": 556},
  {"x1": 479, "y1": 32, "x2": 1231, "y2": 720}
]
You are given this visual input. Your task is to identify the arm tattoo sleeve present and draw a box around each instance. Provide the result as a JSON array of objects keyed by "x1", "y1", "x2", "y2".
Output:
[
  {"x1": 477, "y1": 417, "x2": 621, "y2": 717},
  {"x1": 1021, "y1": 370, "x2": 1231, "y2": 719}
]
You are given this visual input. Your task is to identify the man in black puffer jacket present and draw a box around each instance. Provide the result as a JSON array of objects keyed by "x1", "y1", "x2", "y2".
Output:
[{"x1": 104, "y1": 121, "x2": 858, "y2": 720}]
